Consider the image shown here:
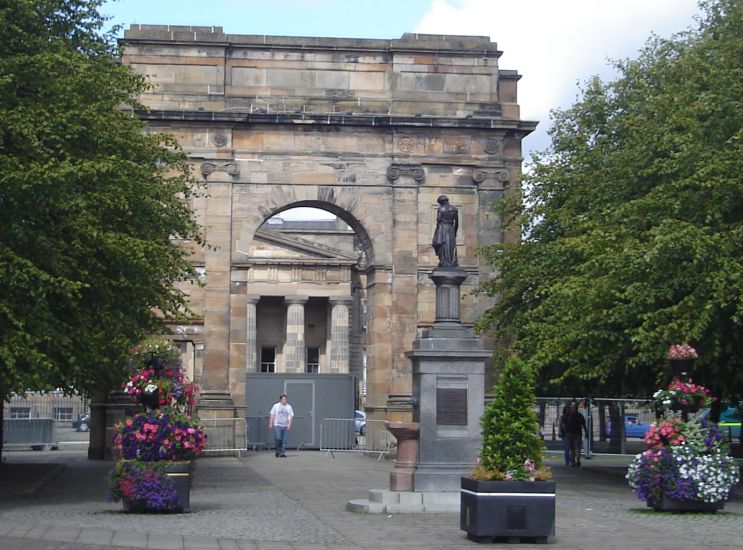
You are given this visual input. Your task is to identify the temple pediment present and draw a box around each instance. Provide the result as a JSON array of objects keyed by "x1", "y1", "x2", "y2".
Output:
[{"x1": 250, "y1": 228, "x2": 358, "y2": 263}]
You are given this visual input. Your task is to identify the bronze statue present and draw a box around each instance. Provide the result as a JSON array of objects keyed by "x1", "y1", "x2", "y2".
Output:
[{"x1": 432, "y1": 195, "x2": 458, "y2": 267}]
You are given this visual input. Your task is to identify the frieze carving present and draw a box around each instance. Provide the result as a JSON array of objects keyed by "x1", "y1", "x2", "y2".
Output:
[
  {"x1": 480, "y1": 137, "x2": 503, "y2": 155},
  {"x1": 472, "y1": 168, "x2": 510, "y2": 185},
  {"x1": 201, "y1": 162, "x2": 240, "y2": 178},
  {"x1": 387, "y1": 164, "x2": 425, "y2": 183},
  {"x1": 443, "y1": 136, "x2": 471, "y2": 154}
]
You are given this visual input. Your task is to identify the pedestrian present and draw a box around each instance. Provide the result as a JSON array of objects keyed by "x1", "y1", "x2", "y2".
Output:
[
  {"x1": 566, "y1": 401, "x2": 587, "y2": 467},
  {"x1": 269, "y1": 393, "x2": 294, "y2": 457},
  {"x1": 558, "y1": 404, "x2": 571, "y2": 466}
]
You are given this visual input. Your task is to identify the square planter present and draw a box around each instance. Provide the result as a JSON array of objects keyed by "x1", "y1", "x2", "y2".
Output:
[
  {"x1": 120, "y1": 461, "x2": 192, "y2": 513},
  {"x1": 460, "y1": 478, "x2": 556, "y2": 542}
]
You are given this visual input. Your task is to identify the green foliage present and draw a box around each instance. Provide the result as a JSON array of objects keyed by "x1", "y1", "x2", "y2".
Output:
[
  {"x1": 478, "y1": 0, "x2": 743, "y2": 399},
  {"x1": 476, "y1": 356, "x2": 549, "y2": 481},
  {"x1": 0, "y1": 1, "x2": 203, "y2": 397}
]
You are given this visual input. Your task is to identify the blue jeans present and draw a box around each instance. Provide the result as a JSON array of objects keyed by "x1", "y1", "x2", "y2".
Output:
[
  {"x1": 273, "y1": 425, "x2": 288, "y2": 456},
  {"x1": 562, "y1": 436, "x2": 570, "y2": 466}
]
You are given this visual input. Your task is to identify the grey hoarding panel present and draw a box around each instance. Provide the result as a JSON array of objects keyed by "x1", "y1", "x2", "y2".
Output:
[{"x1": 246, "y1": 373, "x2": 355, "y2": 450}]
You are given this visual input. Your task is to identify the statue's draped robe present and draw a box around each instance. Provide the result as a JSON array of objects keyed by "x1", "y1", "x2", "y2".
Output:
[{"x1": 432, "y1": 205, "x2": 458, "y2": 267}]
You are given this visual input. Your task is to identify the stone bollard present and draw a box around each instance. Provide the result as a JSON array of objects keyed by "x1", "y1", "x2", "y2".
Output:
[{"x1": 385, "y1": 421, "x2": 420, "y2": 491}]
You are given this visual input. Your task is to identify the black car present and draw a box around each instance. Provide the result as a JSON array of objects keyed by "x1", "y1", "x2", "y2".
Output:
[{"x1": 72, "y1": 412, "x2": 90, "y2": 432}]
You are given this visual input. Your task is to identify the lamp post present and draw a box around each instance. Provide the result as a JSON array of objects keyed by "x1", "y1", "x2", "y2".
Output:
[{"x1": 669, "y1": 358, "x2": 694, "y2": 380}]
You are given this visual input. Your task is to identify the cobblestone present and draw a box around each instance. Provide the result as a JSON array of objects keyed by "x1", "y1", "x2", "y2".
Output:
[{"x1": 0, "y1": 450, "x2": 741, "y2": 549}]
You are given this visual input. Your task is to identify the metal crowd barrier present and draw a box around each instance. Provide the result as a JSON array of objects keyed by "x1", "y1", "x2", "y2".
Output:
[
  {"x1": 3, "y1": 418, "x2": 59, "y2": 450},
  {"x1": 320, "y1": 418, "x2": 395, "y2": 460},
  {"x1": 200, "y1": 417, "x2": 248, "y2": 458},
  {"x1": 245, "y1": 415, "x2": 313, "y2": 451},
  {"x1": 246, "y1": 416, "x2": 269, "y2": 451},
  {"x1": 536, "y1": 397, "x2": 654, "y2": 456}
]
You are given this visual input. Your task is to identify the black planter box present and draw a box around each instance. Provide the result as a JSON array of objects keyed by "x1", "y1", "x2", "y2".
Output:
[
  {"x1": 460, "y1": 478, "x2": 556, "y2": 542},
  {"x1": 165, "y1": 461, "x2": 192, "y2": 512}
]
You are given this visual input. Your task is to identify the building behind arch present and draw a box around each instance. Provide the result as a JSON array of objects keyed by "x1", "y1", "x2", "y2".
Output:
[{"x1": 119, "y1": 26, "x2": 536, "y2": 423}]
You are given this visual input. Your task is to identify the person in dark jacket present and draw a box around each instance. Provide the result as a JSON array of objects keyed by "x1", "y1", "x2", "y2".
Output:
[
  {"x1": 558, "y1": 404, "x2": 571, "y2": 466},
  {"x1": 566, "y1": 401, "x2": 587, "y2": 466}
]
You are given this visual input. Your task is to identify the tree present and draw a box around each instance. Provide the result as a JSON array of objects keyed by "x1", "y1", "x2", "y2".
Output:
[
  {"x1": 478, "y1": 0, "x2": 743, "y2": 400},
  {"x1": 0, "y1": 1, "x2": 202, "y2": 401},
  {"x1": 475, "y1": 356, "x2": 548, "y2": 480}
]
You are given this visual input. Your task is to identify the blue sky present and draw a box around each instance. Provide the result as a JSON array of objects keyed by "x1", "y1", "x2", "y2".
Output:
[{"x1": 102, "y1": 0, "x2": 703, "y2": 163}]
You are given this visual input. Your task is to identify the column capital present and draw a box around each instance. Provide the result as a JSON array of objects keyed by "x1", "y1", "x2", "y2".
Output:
[
  {"x1": 285, "y1": 295, "x2": 309, "y2": 305},
  {"x1": 246, "y1": 295, "x2": 261, "y2": 305},
  {"x1": 328, "y1": 296, "x2": 353, "y2": 306}
]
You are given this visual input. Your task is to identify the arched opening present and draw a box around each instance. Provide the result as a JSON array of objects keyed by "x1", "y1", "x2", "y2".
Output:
[{"x1": 244, "y1": 204, "x2": 370, "y2": 407}]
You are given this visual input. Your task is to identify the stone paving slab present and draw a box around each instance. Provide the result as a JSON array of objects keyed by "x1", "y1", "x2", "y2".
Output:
[{"x1": 0, "y1": 449, "x2": 742, "y2": 549}]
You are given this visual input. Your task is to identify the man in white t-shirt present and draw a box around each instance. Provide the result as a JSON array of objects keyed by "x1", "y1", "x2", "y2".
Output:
[{"x1": 268, "y1": 393, "x2": 294, "y2": 457}]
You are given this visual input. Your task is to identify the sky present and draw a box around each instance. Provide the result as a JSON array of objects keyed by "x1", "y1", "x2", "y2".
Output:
[{"x1": 101, "y1": 0, "x2": 703, "y2": 218}]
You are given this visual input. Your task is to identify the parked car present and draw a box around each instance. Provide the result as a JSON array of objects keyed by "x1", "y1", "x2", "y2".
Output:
[
  {"x1": 699, "y1": 406, "x2": 741, "y2": 439},
  {"x1": 606, "y1": 414, "x2": 651, "y2": 439},
  {"x1": 72, "y1": 412, "x2": 90, "y2": 432},
  {"x1": 355, "y1": 410, "x2": 366, "y2": 435}
]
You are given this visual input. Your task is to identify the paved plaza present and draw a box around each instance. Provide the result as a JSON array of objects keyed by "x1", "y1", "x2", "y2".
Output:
[{"x1": 0, "y1": 448, "x2": 741, "y2": 549}]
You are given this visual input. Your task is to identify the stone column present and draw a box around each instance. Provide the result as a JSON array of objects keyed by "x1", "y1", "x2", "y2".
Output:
[
  {"x1": 329, "y1": 297, "x2": 352, "y2": 373},
  {"x1": 245, "y1": 296, "x2": 260, "y2": 373},
  {"x1": 284, "y1": 296, "x2": 308, "y2": 373}
]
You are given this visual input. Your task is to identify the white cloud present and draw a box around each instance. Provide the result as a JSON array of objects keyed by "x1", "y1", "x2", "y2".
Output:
[{"x1": 415, "y1": 0, "x2": 701, "y2": 154}]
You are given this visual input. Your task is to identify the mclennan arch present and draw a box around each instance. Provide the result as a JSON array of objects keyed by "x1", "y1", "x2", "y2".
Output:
[{"x1": 119, "y1": 26, "x2": 536, "y2": 423}]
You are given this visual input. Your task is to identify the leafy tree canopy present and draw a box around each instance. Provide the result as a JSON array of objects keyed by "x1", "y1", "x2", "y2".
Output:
[
  {"x1": 0, "y1": 1, "x2": 202, "y2": 397},
  {"x1": 478, "y1": 0, "x2": 743, "y2": 400}
]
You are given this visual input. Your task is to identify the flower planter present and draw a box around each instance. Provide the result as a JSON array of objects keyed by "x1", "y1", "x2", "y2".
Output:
[
  {"x1": 119, "y1": 461, "x2": 192, "y2": 513},
  {"x1": 647, "y1": 494, "x2": 724, "y2": 513},
  {"x1": 460, "y1": 478, "x2": 556, "y2": 542}
]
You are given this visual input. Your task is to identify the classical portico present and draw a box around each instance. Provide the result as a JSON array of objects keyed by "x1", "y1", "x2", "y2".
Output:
[{"x1": 119, "y1": 26, "x2": 535, "y2": 421}]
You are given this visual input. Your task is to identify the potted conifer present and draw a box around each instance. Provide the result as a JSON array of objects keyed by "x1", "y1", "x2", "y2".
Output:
[{"x1": 460, "y1": 356, "x2": 555, "y2": 543}]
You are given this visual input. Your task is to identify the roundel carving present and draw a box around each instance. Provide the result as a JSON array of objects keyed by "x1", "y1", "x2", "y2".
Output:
[
  {"x1": 481, "y1": 138, "x2": 502, "y2": 155},
  {"x1": 398, "y1": 136, "x2": 414, "y2": 152},
  {"x1": 212, "y1": 130, "x2": 228, "y2": 147}
]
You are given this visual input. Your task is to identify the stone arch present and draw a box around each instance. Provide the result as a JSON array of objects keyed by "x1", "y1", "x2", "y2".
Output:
[
  {"x1": 256, "y1": 198, "x2": 375, "y2": 265},
  {"x1": 119, "y1": 26, "x2": 536, "y2": 423}
]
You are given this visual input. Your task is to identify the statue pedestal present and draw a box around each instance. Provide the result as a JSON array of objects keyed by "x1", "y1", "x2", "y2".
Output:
[
  {"x1": 385, "y1": 422, "x2": 420, "y2": 491},
  {"x1": 405, "y1": 267, "x2": 490, "y2": 492}
]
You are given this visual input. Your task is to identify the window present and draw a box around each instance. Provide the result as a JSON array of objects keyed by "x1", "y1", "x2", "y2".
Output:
[
  {"x1": 260, "y1": 347, "x2": 276, "y2": 373},
  {"x1": 10, "y1": 407, "x2": 30, "y2": 419},
  {"x1": 306, "y1": 347, "x2": 319, "y2": 373},
  {"x1": 53, "y1": 407, "x2": 73, "y2": 421}
]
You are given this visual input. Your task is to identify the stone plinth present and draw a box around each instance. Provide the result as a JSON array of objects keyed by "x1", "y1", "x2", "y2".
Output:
[
  {"x1": 385, "y1": 421, "x2": 420, "y2": 491},
  {"x1": 405, "y1": 266, "x2": 490, "y2": 492}
]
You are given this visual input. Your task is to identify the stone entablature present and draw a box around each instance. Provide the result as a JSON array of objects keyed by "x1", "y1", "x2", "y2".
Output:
[{"x1": 121, "y1": 26, "x2": 515, "y2": 119}]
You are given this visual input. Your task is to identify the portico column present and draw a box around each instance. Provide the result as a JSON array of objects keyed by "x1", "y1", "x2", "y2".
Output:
[
  {"x1": 245, "y1": 296, "x2": 260, "y2": 373},
  {"x1": 284, "y1": 296, "x2": 308, "y2": 373},
  {"x1": 329, "y1": 297, "x2": 352, "y2": 373}
]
